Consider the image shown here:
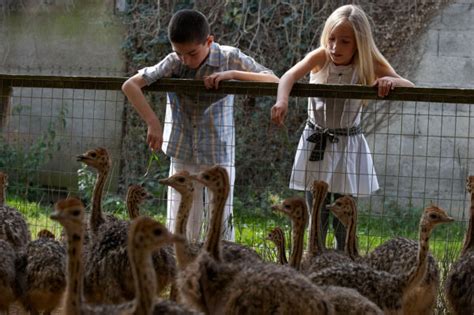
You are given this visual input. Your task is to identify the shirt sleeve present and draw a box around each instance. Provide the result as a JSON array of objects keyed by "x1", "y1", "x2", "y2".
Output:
[
  {"x1": 138, "y1": 53, "x2": 181, "y2": 86},
  {"x1": 228, "y1": 48, "x2": 274, "y2": 75}
]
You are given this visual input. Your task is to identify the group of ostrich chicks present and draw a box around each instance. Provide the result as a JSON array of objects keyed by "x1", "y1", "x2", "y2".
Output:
[{"x1": 0, "y1": 147, "x2": 473, "y2": 315}]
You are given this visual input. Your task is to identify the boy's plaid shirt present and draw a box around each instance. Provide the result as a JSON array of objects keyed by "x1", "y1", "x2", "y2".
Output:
[{"x1": 139, "y1": 42, "x2": 273, "y2": 165}]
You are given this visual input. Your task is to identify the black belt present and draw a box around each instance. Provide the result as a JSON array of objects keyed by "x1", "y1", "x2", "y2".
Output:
[{"x1": 306, "y1": 121, "x2": 363, "y2": 161}]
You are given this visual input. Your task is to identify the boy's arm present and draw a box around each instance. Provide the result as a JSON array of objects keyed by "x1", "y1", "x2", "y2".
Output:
[
  {"x1": 203, "y1": 70, "x2": 278, "y2": 89},
  {"x1": 204, "y1": 46, "x2": 278, "y2": 89},
  {"x1": 121, "y1": 73, "x2": 163, "y2": 151}
]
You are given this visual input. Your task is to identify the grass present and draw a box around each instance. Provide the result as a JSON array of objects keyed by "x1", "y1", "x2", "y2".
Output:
[
  {"x1": 9, "y1": 193, "x2": 465, "y2": 315},
  {"x1": 7, "y1": 197, "x2": 63, "y2": 239},
  {"x1": 6, "y1": 195, "x2": 167, "y2": 240},
  {"x1": 10, "y1": 194, "x2": 465, "y2": 262}
]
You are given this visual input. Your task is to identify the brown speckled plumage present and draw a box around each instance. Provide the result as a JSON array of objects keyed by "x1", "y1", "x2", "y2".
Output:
[
  {"x1": 364, "y1": 205, "x2": 440, "y2": 313},
  {"x1": 61, "y1": 147, "x2": 117, "y2": 255},
  {"x1": 84, "y1": 219, "x2": 177, "y2": 304},
  {"x1": 51, "y1": 197, "x2": 133, "y2": 315},
  {"x1": 0, "y1": 239, "x2": 18, "y2": 312},
  {"x1": 178, "y1": 166, "x2": 332, "y2": 314},
  {"x1": 0, "y1": 172, "x2": 31, "y2": 250},
  {"x1": 333, "y1": 195, "x2": 439, "y2": 314},
  {"x1": 128, "y1": 216, "x2": 200, "y2": 315},
  {"x1": 273, "y1": 191, "x2": 350, "y2": 274},
  {"x1": 159, "y1": 171, "x2": 261, "y2": 270},
  {"x1": 364, "y1": 237, "x2": 439, "y2": 315},
  {"x1": 445, "y1": 250, "x2": 474, "y2": 315},
  {"x1": 303, "y1": 182, "x2": 353, "y2": 273},
  {"x1": 272, "y1": 197, "x2": 309, "y2": 270},
  {"x1": 18, "y1": 231, "x2": 66, "y2": 315},
  {"x1": 270, "y1": 200, "x2": 383, "y2": 315},
  {"x1": 327, "y1": 195, "x2": 361, "y2": 261},
  {"x1": 266, "y1": 227, "x2": 288, "y2": 265},
  {"x1": 309, "y1": 205, "x2": 453, "y2": 314},
  {"x1": 321, "y1": 286, "x2": 383, "y2": 315},
  {"x1": 76, "y1": 147, "x2": 117, "y2": 236},
  {"x1": 126, "y1": 184, "x2": 149, "y2": 219},
  {"x1": 151, "y1": 299, "x2": 202, "y2": 315},
  {"x1": 83, "y1": 185, "x2": 176, "y2": 304},
  {"x1": 445, "y1": 175, "x2": 474, "y2": 315},
  {"x1": 159, "y1": 171, "x2": 197, "y2": 270},
  {"x1": 330, "y1": 196, "x2": 439, "y2": 315},
  {"x1": 37, "y1": 229, "x2": 56, "y2": 240}
]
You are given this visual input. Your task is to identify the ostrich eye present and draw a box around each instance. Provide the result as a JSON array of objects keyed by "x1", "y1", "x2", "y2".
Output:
[
  {"x1": 90, "y1": 152, "x2": 97, "y2": 158},
  {"x1": 429, "y1": 213, "x2": 438, "y2": 220},
  {"x1": 72, "y1": 210, "x2": 80, "y2": 216},
  {"x1": 284, "y1": 204, "x2": 291, "y2": 209},
  {"x1": 153, "y1": 228, "x2": 162, "y2": 236},
  {"x1": 203, "y1": 174, "x2": 211, "y2": 181},
  {"x1": 178, "y1": 177, "x2": 185, "y2": 183}
]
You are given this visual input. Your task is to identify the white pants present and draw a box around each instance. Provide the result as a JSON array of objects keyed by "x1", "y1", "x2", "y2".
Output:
[{"x1": 166, "y1": 158, "x2": 235, "y2": 242}]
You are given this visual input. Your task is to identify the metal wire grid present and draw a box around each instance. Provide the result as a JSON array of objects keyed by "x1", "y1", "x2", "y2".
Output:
[
  {"x1": 1, "y1": 81, "x2": 125, "y2": 238},
  {"x1": 0, "y1": 75, "x2": 472, "y2": 260}
]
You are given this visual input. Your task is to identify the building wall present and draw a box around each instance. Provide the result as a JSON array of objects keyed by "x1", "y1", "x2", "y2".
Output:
[
  {"x1": 0, "y1": 0, "x2": 125, "y2": 192},
  {"x1": 368, "y1": 0, "x2": 474, "y2": 218}
]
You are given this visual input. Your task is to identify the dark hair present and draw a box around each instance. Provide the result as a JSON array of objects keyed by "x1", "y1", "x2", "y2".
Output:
[{"x1": 168, "y1": 9, "x2": 210, "y2": 44}]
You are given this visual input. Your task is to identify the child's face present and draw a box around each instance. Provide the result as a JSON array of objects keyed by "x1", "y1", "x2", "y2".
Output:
[
  {"x1": 171, "y1": 35, "x2": 213, "y2": 69},
  {"x1": 327, "y1": 20, "x2": 357, "y2": 66}
]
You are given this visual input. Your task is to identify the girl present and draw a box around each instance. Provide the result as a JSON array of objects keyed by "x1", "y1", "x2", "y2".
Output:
[{"x1": 271, "y1": 4, "x2": 414, "y2": 249}]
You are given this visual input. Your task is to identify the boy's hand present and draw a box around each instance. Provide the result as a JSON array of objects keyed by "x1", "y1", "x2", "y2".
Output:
[
  {"x1": 373, "y1": 76, "x2": 396, "y2": 97},
  {"x1": 271, "y1": 101, "x2": 288, "y2": 126},
  {"x1": 204, "y1": 71, "x2": 233, "y2": 89},
  {"x1": 147, "y1": 120, "x2": 163, "y2": 152}
]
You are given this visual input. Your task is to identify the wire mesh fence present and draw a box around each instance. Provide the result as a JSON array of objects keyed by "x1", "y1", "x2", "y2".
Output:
[{"x1": 1, "y1": 73, "x2": 473, "y2": 314}]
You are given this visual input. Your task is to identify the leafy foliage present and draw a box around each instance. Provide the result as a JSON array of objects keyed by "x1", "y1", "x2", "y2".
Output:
[
  {"x1": 0, "y1": 105, "x2": 67, "y2": 199},
  {"x1": 119, "y1": 0, "x2": 451, "y2": 199}
]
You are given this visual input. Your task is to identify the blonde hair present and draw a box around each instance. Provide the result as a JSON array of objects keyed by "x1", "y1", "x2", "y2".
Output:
[{"x1": 320, "y1": 5, "x2": 392, "y2": 85}]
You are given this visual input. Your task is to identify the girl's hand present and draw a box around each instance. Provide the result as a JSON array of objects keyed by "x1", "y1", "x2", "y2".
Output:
[
  {"x1": 271, "y1": 101, "x2": 288, "y2": 126},
  {"x1": 147, "y1": 120, "x2": 163, "y2": 152},
  {"x1": 373, "y1": 76, "x2": 397, "y2": 97},
  {"x1": 204, "y1": 71, "x2": 233, "y2": 89}
]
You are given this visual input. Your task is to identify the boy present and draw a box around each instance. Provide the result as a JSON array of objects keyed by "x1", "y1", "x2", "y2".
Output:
[{"x1": 122, "y1": 9, "x2": 278, "y2": 241}]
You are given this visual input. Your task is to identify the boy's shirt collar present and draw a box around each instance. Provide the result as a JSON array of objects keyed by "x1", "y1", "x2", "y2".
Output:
[{"x1": 203, "y1": 42, "x2": 224, "y2": 68}]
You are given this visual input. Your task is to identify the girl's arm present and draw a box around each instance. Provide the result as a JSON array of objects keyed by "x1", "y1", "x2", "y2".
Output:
[
  {"x1": 373, "y1": 62, "x2": 415, "y2": 97},
  {"x1": 271, "y1": 48, "x2": 327, "y2": 126}
]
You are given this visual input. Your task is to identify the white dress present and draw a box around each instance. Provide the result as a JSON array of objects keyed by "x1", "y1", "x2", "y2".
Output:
[{"x1": 289, "y1": 62, "x2": 379, "y2": 196}]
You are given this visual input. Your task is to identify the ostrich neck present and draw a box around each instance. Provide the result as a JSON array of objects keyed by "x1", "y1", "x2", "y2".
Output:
[
  {"x1": 0, "y1": 183, "x2": 5, "y2": 206},
  {"x1": 204, "y1": 192, "x2": 227, "y2": 261},
  {"x1": 308, "y1": 191, "x2": 325, "y2": 255},
  {"x1": 461, "y1": 191, "x2": 474, "y2": 255},
  {"x1": 175, "y1": 194, "x2": 193, "y2": 235},
  {"x1": 127, "y1": 198, "x2": 139, "y2": 219},
  {"x1": 65, "y1": 228, "x2": 84, "y2": 315},
  {"x1": 290, "y1": 221, "x2": 304, "y2": 270},
  {"x1": 174, "y1": 193, "x2": 194, "y2": 269},
  {"x1": 129, "y1": 246, "x2": 156, "y2": 315},
  {"x1": 345, "y1": 214, "x2": 359, "y2": 260},
  {"x1": 91, "y1": 170, "x2": 107, "y2": 234},
  {"x1": 404, "y1": 222, "x2": 431, "y2": 291},
  {"x1": 276, "y1": 236, "x2": 288, "y2": 265}
]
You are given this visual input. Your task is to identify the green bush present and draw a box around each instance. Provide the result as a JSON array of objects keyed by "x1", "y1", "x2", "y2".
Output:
[{"x1": 0, "y1": 105, "x2": 67, "y2": 200}]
